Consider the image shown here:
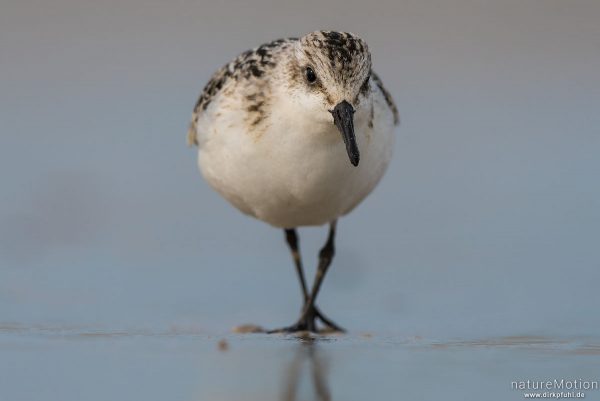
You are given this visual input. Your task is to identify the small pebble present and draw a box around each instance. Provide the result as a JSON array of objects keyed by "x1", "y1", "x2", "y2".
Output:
[
  {"x1": 232, "y1": 324, "x2": 265, "y2": 334},
  {"x1": 217, "y1": 339, "x2": 229, "y2": 351}
]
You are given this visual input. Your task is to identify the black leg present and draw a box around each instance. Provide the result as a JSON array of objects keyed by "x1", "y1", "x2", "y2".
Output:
[
  {"x1": 301, "y1": 220, "x2": 336, "y2": 320},
  {"x1": 284, "y1": 228, "x2": 309, "y2": 302},
  {"x1": 270, "y1": 221, "x2": 344, "y2": 334},
  {"x1": 282, "y1": 227, "x2": 344, "y2": 332}
]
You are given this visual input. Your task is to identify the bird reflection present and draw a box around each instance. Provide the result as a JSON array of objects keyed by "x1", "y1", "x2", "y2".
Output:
[{"x1": 280, "y1": 340, "x2": 332, "y2": 401}]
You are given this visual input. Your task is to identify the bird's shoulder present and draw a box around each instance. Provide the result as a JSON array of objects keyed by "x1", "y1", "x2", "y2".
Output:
[
  {"x1": 371, "y1": 71, "x2": 399, "y2": 126},
  {"x1": 187, "y1": 38, "x2": 298, "y2": 146}
]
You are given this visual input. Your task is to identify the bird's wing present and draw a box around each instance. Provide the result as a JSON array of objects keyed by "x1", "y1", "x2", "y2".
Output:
[
  {"x1": 187, "y1": 38, "x2": 298, "y2": 147},
  {"x1": 187, "y1": 63, "x2": 232, "y2": 146},
  {"x1": 371, "y1": 71, "x2": 399, "y2": 126}
]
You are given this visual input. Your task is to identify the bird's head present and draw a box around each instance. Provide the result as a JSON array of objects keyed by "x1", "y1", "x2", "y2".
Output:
[{"x1": 285, "y1": 31, "x2": 373, "y2": 167}]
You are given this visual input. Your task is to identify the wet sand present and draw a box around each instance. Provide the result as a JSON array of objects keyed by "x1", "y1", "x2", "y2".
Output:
[{"x1": 2, "y1": 323, "x2": 600, "y2": 401}]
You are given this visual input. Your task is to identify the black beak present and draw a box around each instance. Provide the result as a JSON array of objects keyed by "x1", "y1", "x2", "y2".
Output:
[{"x1": 330, "y1": 100, "x2": 360, "y2": 167}]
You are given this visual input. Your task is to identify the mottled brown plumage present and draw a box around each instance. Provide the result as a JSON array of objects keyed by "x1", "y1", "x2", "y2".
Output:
[{"x1": 188, "y1": 31, "x2": 398, "y2": 146}]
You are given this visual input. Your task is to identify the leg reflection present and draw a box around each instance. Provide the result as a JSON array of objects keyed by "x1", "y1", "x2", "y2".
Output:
[{"x1": 281, "y1": 342, "x2": 332, "y2": 401}]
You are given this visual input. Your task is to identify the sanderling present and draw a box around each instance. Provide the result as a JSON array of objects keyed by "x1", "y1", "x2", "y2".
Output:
[{"x1": 188, "y1": 31, "x2": 399, "y2": 333}]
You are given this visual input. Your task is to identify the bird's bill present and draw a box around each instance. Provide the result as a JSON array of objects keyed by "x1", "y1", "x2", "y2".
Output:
[{"x1": 330, "y1": 100, "x2": 360, "y2": 167}]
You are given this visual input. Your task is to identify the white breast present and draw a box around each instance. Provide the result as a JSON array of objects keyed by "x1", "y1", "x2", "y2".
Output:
[{"x1": 196, "y1": 85, "x2": 396, "y2": 228}]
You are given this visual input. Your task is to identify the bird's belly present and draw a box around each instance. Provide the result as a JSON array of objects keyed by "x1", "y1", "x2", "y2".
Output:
[{"x1": 199, "y1": 122, "x2": 393, "y2": 228}]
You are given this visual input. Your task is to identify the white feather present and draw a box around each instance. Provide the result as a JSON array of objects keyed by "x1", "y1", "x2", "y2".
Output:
[{"x1": 196, "y1": 79, "x2": 396, "y2": 228}]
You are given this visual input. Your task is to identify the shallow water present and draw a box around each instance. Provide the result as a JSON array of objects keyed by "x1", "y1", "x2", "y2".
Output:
[{"x1": 2, "y1": 323, "x2": 599, "y2": 401}]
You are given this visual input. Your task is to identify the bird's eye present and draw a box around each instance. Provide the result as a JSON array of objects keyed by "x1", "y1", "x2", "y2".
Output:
[{"x1": 305, "y1": 67, "x2": 317, "y2": 84}]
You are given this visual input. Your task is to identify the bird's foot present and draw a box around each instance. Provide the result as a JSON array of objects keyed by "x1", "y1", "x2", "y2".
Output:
[{"x1": 267, "y1": 305, "x2": 345, "y2": 334}]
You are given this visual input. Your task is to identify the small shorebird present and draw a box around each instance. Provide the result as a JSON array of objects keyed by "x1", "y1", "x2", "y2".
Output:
[{"x1": 188, "y1": 31, "x2": 399, "y2": 333}]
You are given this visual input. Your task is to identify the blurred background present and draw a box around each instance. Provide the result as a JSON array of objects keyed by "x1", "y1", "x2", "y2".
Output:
[{"x1": 1, "y1": 0, "x2": 599, "y2": 340}]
